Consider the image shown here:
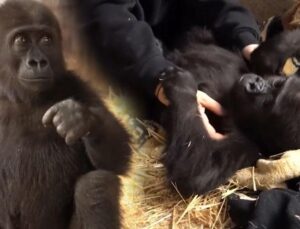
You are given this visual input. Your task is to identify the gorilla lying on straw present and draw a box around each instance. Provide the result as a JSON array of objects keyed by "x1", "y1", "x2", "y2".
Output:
[{"x1": 161, "y1": 28, "x2": 300, "y2": 195}]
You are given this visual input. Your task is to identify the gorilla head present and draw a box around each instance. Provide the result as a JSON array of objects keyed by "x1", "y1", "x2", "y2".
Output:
[
  {"x1": 233, "y1": 74, "x2": 286, "y2": 118},
  {"x1": 0, "y1": 0, "x2": 65, "y2": 94},
  {"x1": 232, "y1": 73, "x2": 300, "y2": 155}
]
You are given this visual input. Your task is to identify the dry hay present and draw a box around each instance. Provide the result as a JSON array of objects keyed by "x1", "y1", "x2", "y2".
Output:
[
  {"x1": 119, "y1": 120, "x2": 239, "y2": 229},
  {"x1": 105, "y1": 95, "x2": 240, "y2": 228}
]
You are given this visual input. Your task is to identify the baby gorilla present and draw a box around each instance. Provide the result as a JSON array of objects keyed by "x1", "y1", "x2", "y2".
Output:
[
  {"x1": 0, "y1": 1, "x2": 131, "y2": 229},
  {"x1": 162, "y1": 28, "x2": 300, "y2": 196}
]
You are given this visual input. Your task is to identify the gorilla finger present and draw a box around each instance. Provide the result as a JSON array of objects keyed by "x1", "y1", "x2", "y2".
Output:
[
  {"x1": 65, "y1": 125, "x2": 89, "y2": 145},
  {"x1": 42, "y1": 105, "x2": 59, "y2": 126},
  {"x1": 53, "y1": 114, "x2": 62, "y2": 126},
  {"x1": 56, "y1": 123, "x2": 67, "y2": 138},
  {"x1": 65, "y1": 131, "x2": 80, "y2": 145}
]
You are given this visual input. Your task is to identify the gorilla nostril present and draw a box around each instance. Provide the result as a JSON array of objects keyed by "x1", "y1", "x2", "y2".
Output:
[
  {"x1": 245, "y1": 81, "x2": 257, "y2": 93},
  {"x1": 249, "y1": 82, "x2": 256, "y2": 91},
  {"x1": 40, "y1": 59, "x2": 48, "y2": 68},
  {"x1": 28, "y1": 59, "x2": 38, "y2": 68},
  {"x1": 27, "y1": 59, "x2": 48, "y2": 69}
]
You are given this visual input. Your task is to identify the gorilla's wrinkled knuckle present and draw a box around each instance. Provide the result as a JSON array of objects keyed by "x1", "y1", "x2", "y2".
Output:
[
  {"x1": 74, "y1": 111, "x2": 83, "y2": 120},
  {"x1": 53, "y1": 115, "x2": 61, "y2": 125},
  {"x1": 56, "y1": 123, "x2": 66, "y2": 134}
]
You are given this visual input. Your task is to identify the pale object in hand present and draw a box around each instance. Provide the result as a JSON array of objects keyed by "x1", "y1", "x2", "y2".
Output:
[{"x1": 232, "y1": 149, "x2": 300, "y2": 190}]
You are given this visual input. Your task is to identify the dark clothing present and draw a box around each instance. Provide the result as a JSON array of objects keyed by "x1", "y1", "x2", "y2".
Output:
[
  {"x1": 76, "y1": 0, "x2": 259, "y2": 97},
  {"x1": 229, "y1": 189, "x2": 300, "y2": 229}
]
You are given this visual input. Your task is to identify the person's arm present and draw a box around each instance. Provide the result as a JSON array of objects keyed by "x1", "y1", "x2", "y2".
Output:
[
  {"x1": 210, "y1": 0, "x2": 260, "y2": 58},
  {"x1": 75, "y1": 0, "x2": 173, "y2": 97}
]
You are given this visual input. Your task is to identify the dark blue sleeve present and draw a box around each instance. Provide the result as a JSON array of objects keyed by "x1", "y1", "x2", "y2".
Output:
[
  {"x1": 211, "y1": 0, "x2": 260, "y2": 50},
  {"x1": 76, "y1": 0, "x2": 173, "y2": 97}
]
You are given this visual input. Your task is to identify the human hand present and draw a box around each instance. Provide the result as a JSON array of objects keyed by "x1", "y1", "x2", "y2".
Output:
[
  {"x1": 242, "y1": 44, "x2": 259, "y2": 61},
  {"x1": 155, "y1": 81, "x2": 226, "y2": 140},
  {"x1": 155, "y1": 82, "x2": 170, "y2": 106},
  {"x1": 196, "y1": 91, "x2": 226, "y2": 140},
  {"x1": 155, "y1": 66, "x2": 196, "y2": 107}
]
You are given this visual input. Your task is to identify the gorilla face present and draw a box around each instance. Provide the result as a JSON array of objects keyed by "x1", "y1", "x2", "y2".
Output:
[
  {"x1": 232, "y1": 74, "x2": 300, "y2": 154},
  {"x1": 8, "y1": 27, "x2": 59, "y2": 91},
  {"x1": 233, "y1": 74, "x2": 287, "y2": 113},
  {"x1": 0, "y1": 0, "x2": 65, "y2": 92}
]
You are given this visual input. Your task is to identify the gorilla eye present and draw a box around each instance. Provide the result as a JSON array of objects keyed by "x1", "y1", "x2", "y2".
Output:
[
  {"x1": 40, "y1": 35, "x2": 52, "y2": 45},
  {"x1": 14, "y1": 34, "x2": 28, "y2": 46}
]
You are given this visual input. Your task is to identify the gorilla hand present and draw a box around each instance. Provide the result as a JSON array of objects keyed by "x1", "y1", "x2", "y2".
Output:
[
  {"x1": 42, "y1": 99, "x2": 97, "y2": 145},
  {"x1": 156, "y1": 66, "x2": 198, "y2": 106}
]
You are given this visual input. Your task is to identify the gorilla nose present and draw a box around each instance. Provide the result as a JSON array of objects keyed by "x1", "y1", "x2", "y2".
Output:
[
  {"x1": 241, "y1": 74, "x2": 267, "y2": 94},
  {"x1": 27, "y1": 58, "x2": 48, "y2": 70}
]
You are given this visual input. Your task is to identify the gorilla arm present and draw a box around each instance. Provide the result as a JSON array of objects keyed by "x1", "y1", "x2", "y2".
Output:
[
  {"x1": 82, "y1": 105, "x2": 131, "y2": 175},
  {"x1": 42, "y1": 98, "x2": 129, "y2": 229},
  {"x1": 161, "y1": 71, "x2": 259, "y2": 195},
  {"x1": 42, "y1": 97, "x2": 131, "y2": 175}
]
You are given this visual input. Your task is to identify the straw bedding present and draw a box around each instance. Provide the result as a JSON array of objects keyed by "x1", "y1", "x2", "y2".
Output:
[
  {"x1": 105, "y1": 97, "x2": 240, "y2": 228},
  {"x1": 119, "y1": 124, "x2": 238, "y2": 229}
]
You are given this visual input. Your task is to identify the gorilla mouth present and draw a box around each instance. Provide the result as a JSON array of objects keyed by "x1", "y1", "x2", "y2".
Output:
[
  {"x1": 21, "y1": 77, "x2": 52, "y2": 81},
  {"x1": 19, "y1": 76, "x2": 54, "y2": 90},
  {"x1": 20, "y1": 76, "x2": 53, "y2": 83}
]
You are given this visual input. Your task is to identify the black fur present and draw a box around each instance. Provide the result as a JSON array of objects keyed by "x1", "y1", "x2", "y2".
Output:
[
  {"x1": 162, "y1": 28, "x2": 300, "y2": 196},
  {"x1": 0, "y1": 1, "x2": 131, "y2": 228}
]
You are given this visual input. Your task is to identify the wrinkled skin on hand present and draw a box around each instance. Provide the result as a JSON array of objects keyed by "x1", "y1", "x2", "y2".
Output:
[{"x1": 42, "y1": 98, "x2": 98, "y2": 145}]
